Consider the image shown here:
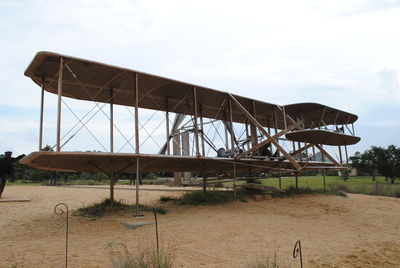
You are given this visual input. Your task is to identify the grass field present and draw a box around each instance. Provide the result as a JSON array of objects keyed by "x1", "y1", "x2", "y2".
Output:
[{"x1": 7, "y1": 175, "x2": 400, "y2": 197}]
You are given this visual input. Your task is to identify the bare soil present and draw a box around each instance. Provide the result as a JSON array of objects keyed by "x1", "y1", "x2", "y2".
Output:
[{"x1": 1, "y1": 185, "x2": 399, "y2": 267}]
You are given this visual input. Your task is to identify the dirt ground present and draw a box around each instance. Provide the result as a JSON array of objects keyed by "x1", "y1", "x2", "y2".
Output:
[{"x1": 1, "y1": 185, "x2": 400, "y2": 268}]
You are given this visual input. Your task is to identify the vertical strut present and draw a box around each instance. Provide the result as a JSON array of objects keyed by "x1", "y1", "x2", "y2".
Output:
[
  {"x1": 56, "y1": 57, "x2": 63, "y2": 152},
  {"x1": 134, "y1": 73, "x2": 140, "y2": 216},
  {"x1": 166, "y1": 98, "x2": 170, "y2": 155},
  {"x1": 39, "y1": 78, "x2": 45, "y2": 151},
  {"x1": 229, "y1": 99, "x2": 235, "y2": 157},
  {"x1": 193, "y1": 87, "x2": 200, "y2": 157},
  {"x1": 200, "y1": 105, "x2": 206, "y2": 156},
  {"x1": 110, "y1": 88, "x2": 114, "y2": 153}
]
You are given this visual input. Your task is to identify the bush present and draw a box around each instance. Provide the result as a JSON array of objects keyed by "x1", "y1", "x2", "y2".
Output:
[
  {"x1": 74, "y1": 199, "x2": 167, "y2": 218},
  {"x1": 159, "y1": 196, "x2": 175, "y2": 202},
  {"x1": 177, "y1": 190, "x2": 234, "y2": 205}
]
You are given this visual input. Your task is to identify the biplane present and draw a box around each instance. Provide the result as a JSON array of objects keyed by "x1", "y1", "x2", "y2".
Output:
[{"x1": 20, "y1": 52, "x2": 360, "y2": 208}]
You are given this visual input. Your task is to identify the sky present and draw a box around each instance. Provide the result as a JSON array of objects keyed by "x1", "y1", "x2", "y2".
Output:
[{"x1": 0, "y1": 0, "x2": 399, "y2": 157}]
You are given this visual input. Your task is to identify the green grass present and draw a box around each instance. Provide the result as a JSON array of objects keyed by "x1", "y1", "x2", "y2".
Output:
[
  {"x1": 223, "y1": 175, "x2": 400, "y2": 198},
  {"x1": 73, "y1": 198, "x2": 167, "y2": 219}
]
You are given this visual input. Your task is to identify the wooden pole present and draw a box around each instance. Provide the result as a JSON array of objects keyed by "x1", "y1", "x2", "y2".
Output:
[
  {"x1": 39, "y1": 78, "x2": 45, "y2": 151},
  {"x1": 233, "y1": 161, "x2": 237, "y2": 200},
  {"x1": 166, "y1": 98, "x2": 170, "y2": 155},
  {"x1": 110, "y1": 88, "x2": 114, "y2": 153},
  {"x1": 56, "y1": 57, "x2": 63, "y2": 152},
  {"x1": 110, "y1": 160, "x2": 114, "y2": 205},
  {"x1": 134, "y1": 73, "x2": 141, "y2": 216},
  {"x1": 200, "y1": 105, "x2": 206, "y2": 157},
  {"x1": 229, "y1": 99, "x2": 235, "y2": 157},
  {"x1": 193, "y1": 87, "x2": 200, "y2": 157}
]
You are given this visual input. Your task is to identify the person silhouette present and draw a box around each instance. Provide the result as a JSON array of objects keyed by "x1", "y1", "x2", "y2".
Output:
[{"x1": 0, "y1": 151, "x2": 25, "y2": 198}]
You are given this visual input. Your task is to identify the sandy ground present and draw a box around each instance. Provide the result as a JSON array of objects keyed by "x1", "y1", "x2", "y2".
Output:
[{"x1": 1, "y1": 185, "x2": 400, "y2": 268}]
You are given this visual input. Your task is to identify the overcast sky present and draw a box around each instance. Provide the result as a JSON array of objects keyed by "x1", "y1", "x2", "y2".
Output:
[{"x1": 0, "y1": 0, "x2": 399, "y2": 157}]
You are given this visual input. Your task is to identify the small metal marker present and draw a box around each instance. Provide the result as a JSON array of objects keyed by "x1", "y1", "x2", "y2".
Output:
[
  {"x1": 54, "y1": 203, "x2": 69, "y2": 268},
  {"x1": 293, "y1": 240, "x2": 303, "y2": 268}
]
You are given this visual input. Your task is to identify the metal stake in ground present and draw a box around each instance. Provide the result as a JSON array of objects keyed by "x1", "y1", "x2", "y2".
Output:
[
  {"x1": 54, "y1": 203, "x2": 69, "y2": 268},
  {"x1": 293, "y1": 240, "x2": 303, "y2": 268},
  {"x1": 153, "y1": 207, "x2": 160, "y2": 259}
]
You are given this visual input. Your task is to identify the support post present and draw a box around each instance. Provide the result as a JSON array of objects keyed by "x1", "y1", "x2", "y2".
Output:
[
  {"x1": 245, "y1": 120, "x2": 250, "y2": 151},
  {"x1": 110, "y1": 160, "x2": 114, "y2": 205},
  {"x1": 165, "y1": 98, "x2": 171, "y2": 155},
  {"x1": 166, "y1": 98, "x2": 170, "y2": 155},
  {"x1": 229, "y1": 99, "x2": 235, "y2": 157},
  {"x1": 56, "y1": 57, "x2": 63, "y2": 152},
  {"x1": 233, "y1": 161, "x2": 237, "y2": 200},
  {"x1": 323, "y1": 168, "x2": 326, "y2": 194},
  {"x1": 110, "y1": 88, "x2": 114, "y2": 153},
  {"x1": 250, "y1": 101, "x2": 258, "y2": 152},
  {"x1": 202, "y1": 163, "x2": 206, "y2": 195},
  {"x1": 338, "y1": 146, "x2": 343, "y2": 164},
  {"x1": 39, "y1": 78, "x2": 45, "y2": 151},
  {"x1": 193, "y1": 87, "x2": 200, "y2": 157},
  {"x1": 295, "y1": 172, "x2": 299, "y2": 189},
  {"x1": 200, "y1": 105, "x2": 206, "y2": 157},
  {"x1": 134, "y1": 73, "x2": 141, "y2": 217}
]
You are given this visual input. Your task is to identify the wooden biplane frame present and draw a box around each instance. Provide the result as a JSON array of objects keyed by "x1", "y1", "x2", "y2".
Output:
[{"x1": 20, "y1": 52, "x2": 360, "y2": 212}]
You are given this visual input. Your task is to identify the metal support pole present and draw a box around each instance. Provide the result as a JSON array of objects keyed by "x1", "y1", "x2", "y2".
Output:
[
  {"x1": 233, "y1": 161, "x2": 237, "y2": 200},
  {"x1": 245, "y1": 120, "x2": 250, "y2": 151},
  {"x1": 338, "y1": 146, "x2": 343, "y2": 164},
  {"x1": 283, "y1": 106, "x2": 287, "y2": 131},
  {"x1": 39, "y1": 78, "x2": 45, "y2": 151},
  {"x1": 134, "y1": 73, "x2": 141, "y2": 217},
  {"x1": 110, "y1": 88, "x2": 114, "y2": 153},
  {"x1": 110, "y1": 160, "x2": 114, "y2": 205},
  {"x1": 166, "y1": 98, "x2": 170, "y2": 155},
  {"x1": 193, "y1": 87, "x2": 200, "y2": 157},
  {"x1": 305, "y1": 143, "x2": 308, "y2": 164},
  {"x1": 295, "y1": 172, "x2": 299, "y2": 189},
  {"x1": 345, "y1": 145, "x2": 349, "y2": 165},
  {"x1": 135, "y1": 158, "x2": 140, "y2": 216},
  {"x1": 323, "y1": 168, "x2": 326, "y2": 194},
  {"x1": 312, "y1": 145, "x2": 316, "y2": 161},
  {"x1": 56, "y1": 57, "x2": 63, "y2": 152},
  {"x1": 229, "y1": 99, "x2": 235, "y2": 157},
  {"x1": 200, "y1": 105, "x2": 206, "y2": 157},
  {"x1": 202, "y1": 164, "x2": 206, "y2": 195}
]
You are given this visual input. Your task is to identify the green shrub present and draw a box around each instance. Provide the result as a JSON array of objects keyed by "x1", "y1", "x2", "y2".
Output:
[
  {"x1": 74, "y1": 199, "x2": 167, "y2": 218},
  {"x1": 159, "y1": 196, "x2": 175, "y2": 202},
  {"x1": 177, "y1": 191, "x2": 234, "y2": 205}
]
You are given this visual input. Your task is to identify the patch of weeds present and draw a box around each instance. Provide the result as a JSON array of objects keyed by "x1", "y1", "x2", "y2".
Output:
[
  {"x1": 159, "y1": 196, "x2": 175, "y2": 202},
  {"x1": 107, "y1": 241, "x2": 176, "y2": 268},
  {"x1": 176, "y1": 190, "x2": 247, "y2": 205},
  {"x1": 246, "y1": 249, "x2": 288, "y2": 268},
  {"x1": 73, "y1": 198, "x2": 167, "y2": 219}
]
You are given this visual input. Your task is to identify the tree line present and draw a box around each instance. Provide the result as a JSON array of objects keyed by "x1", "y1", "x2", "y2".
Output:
[{"x1": 350, "y1": 145, "x2": 400, "y2": 183}]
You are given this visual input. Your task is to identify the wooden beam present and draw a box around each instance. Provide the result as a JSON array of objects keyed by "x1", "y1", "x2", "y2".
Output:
[
  {"x1": 228, "y1": 93, "x2": 302, "y2": 170},
  {"x1": 39, "y1": 78, "x2": 45, "y2": 151},
  {"x1": 193, "y1": 87, "x2": 200, "y2": 157},
  {"x1": 235, "y1": 122, "x2": 300, "y2": 159},
  {"x1": 315, "y1": 144, "x2": 341, "y2": 167},
  {"x1": 56, "y1": 57, "x2": 63, "y2": 152}
]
